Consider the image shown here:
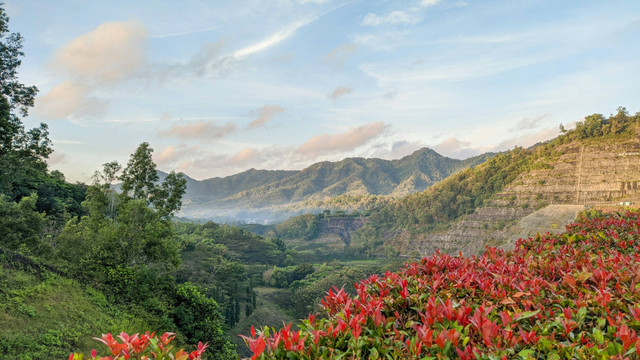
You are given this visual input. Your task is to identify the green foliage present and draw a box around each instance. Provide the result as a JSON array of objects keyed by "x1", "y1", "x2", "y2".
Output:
[
  {"x1": 0, "y1": 262, "x2": 159, "y2": 359},
  {"x1": 269, "y1": 213, "x2": 320, "y2": 240},
  {"x1": 175, "y1": 220, "x2": 291, "y2": 329},
  {"x1": 172, "y1": 283, "x2": 237, "y2": 360},
  {"x1": 0, "y1": 194, "x2": 46, "y2": 255},
  {"x1": 0, "y1": 6, "x2": 51, "y2": 204},
  {"x1": 0, "y1": 7, "x2": 38, "y2": 116},
  {"x1": 288, "y1": 264, "x2": 366, "y2": 319},
  {"x1": 120, "y1": 142, "x2": 160, "y2": 201},
  {"x1": 243, "y1": 210, "x2": 640, "y2": 359},
  {"x1": 561, "y1": 107, "x2": 637, "y2": 142},
  {"x1": 119, "y1": 142, "x2": 187, "y2": 219}
]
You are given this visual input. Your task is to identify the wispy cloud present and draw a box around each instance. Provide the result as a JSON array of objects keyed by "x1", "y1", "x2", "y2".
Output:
[
  {"x1": 362, "y1": 11, "x2": 421, "y2": 26},
  {"x1": 249, "y1": 105, "x2": 285, "y2": 128},
  {"x1": 360, "y1": 53, "x2": 559, "y2": 84},
  {"x1": 35, "y1": 81, "x2": 107, "y2": 119},
  {"x1": 509, "y1": 114, "x2": 550, "y2": 132},
  {"x1": 368, "y1": 140, "x2": 425, "y2": 159},
  {"x1": 323, "y1": 43, "x2": 357, "y2": 68},
  {"x1": 151, "y1": 25, "x2": 220, "y2": 39},
  {"x1": 431, "y1": 126, "x2": 559, "y2": 159},
  {"x1": 329, "y1": 86, "x2": 353, "y2": 99},
  {"x1": 419, "y1": 0, "x2": 442, "y2": 7},
  {"x1": 227, "y1": 147, "x2": 261, "y2": 165},
  {"x1": 54, "y1": 139, "x2": 86, "y2": 145},
  {"x1": 158, "y1": 120, "x2": 237, "y2": 140},
  {"x1": 296, "y1": 122, "x2": 388, "y2": 158},
  {"x1": 233, "y1": 18, "x2": 317, "y2": 59},
  {"x1": 361, "y1": 0, "x2": 441, "y2": 27},
  {"x1": 47, "y1": 151, "x2": 68, "y2": 165}
]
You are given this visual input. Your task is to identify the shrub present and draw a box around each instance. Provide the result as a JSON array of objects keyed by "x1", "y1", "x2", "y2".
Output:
[
  {"x1": 242, "y1": 210, "x2": 640, "y2": 359},
  {"x1": 69, "y1": 331, "x2": 207, "y2": 360}
]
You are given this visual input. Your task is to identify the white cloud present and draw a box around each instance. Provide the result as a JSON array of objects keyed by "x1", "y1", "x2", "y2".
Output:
[
  {"x1": 39, "y1": 21, "x2": 149, "y2": 120},
  {"x1": 52, "y1": 20, "x2": 148, "y2": 84},
  {"x1": 155, "y1": 146, "x2": 178, "y2": 164},
  {"x1": 352, "y1": 31, "x2": 410, "y2": 51}
]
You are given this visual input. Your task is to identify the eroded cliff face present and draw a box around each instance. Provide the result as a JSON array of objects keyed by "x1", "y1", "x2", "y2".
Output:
[
  {"x1": 397, "y1": 136, "x2": 640, "y2": 256},
  {"x1": 317, "y1": 217, "x2": 367, "y2": 246}
]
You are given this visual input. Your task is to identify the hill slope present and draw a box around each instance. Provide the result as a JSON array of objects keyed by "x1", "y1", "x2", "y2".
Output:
[
  {"x1": 177, "y1": 148, "x2": 489, "y2": 223},
  {"x1": 241, "y1": 209, "x2": 640, "y2": 359},
  {"x1": 353, "y1": 108, "x2": 640, "y2": 256}
]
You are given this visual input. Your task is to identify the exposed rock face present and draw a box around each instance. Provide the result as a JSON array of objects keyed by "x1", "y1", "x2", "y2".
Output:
[
  {"x1": 317, "y1": 217, "x2": 366, "y2": 245},
  {"x1": 403, "y1": 137, "x2": 640, "y2": 256}
]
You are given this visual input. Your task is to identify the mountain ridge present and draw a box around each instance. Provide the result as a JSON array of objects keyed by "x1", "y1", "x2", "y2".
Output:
[{"x1": 169, "y1": 148, "x2": 491, "y2": 222}]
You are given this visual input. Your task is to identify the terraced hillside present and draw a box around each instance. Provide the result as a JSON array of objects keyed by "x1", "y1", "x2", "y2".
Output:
[{"x1": 403, "y1": 128, "x2": 640, "y2": 256}]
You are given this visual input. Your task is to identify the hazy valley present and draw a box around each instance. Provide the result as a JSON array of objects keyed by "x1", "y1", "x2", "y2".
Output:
[{"x1": 175, "y1": 148, "x2": 490, "y2": 223}]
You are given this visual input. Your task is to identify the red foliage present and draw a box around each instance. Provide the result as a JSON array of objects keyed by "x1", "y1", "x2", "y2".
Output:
[{"x1": 242, "y1": 210, "x2": 640, "y2": 359}]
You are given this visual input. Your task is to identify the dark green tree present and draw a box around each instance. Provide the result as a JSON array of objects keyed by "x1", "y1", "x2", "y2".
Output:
[{"x1": 0, "y1": 5, "x2": 51, "y2": 201}]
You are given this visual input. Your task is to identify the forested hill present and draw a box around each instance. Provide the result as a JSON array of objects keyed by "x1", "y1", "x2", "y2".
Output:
[
  {"x1": 173, "y1": 148, "x2": 490, "y2": 222},
  {"x1": 350, "y1": 108, "x2": 640, "y2": 257},
  {"x1": 158, "y1": 168, "x2": 297, "y2": 204}
]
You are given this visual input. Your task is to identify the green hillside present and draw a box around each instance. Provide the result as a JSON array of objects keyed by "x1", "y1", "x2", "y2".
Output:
[
  {"x1": 0, "y1": 250, "x2": 161, "y2": 359},
  {"x1": 168, "y1": 169, "x2": 297, "y2": 205}
]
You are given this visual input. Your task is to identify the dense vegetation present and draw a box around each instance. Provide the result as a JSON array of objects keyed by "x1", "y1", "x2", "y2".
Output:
[
  {"x1": 242, "y1": 209, "x2": 640, "y2": 359},
  {"x1": 0, "y1": 7, "x2": 240, "y2": 358},
  {"x1": 351, "y1": 107, "x2": 640, "y2": 256}
]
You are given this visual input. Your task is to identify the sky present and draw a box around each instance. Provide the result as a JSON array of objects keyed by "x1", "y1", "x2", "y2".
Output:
[{"x1": 7, "y1": 0, "x2": 640, "y2": 182}]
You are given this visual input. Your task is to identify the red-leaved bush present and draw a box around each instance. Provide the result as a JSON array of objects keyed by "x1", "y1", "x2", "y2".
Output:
[
  {"x1": 69, "y1": 331, "x2": 207, "y2": 360},
  {"x1": 241, "y1": 210, "x2": 640, "y2": 359}
]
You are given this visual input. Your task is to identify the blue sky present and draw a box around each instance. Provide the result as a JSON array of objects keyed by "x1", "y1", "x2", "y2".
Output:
[{"x1": 8, "y1": 0, "x2": 640, "y2": 181}]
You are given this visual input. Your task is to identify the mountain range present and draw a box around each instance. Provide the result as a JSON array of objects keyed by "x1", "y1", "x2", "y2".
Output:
[{"x1": 168, "y1": 148, "x2": 491, "y2": 223}]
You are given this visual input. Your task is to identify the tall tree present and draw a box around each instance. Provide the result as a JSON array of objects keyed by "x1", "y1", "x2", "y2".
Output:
[
  {"x1": 0, "y1": 4, "x2": 51, "y2": 200},
  {"x1": 120, "y1": 142, "x2": 159, "y2": 201},
  {"x1": 119, "y1": 142, "x2": 187, "y2": 218}
]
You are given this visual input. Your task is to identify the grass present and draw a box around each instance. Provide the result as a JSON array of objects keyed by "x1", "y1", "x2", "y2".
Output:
[{"x1": 0, "y1": 266, "x2": 157, "y2": 359}]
